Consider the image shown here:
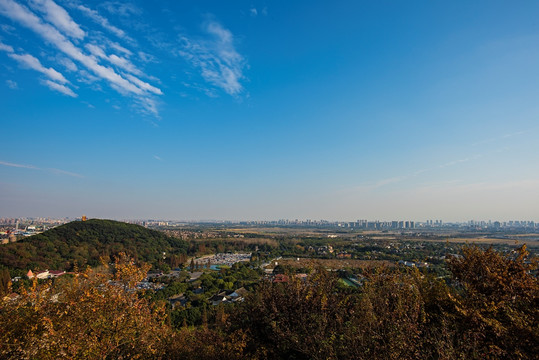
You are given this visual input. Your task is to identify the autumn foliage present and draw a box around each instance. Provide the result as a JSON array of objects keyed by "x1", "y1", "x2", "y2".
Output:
[
  {"x1": 1, "y1": 246, "x2": 537, "y2": 359},
  {"x1": 231, "y1": 245, "x2": 538, "y2": 359},
  {"x1": 0, "y1": 254, "x2": 170, "y2": 359}
]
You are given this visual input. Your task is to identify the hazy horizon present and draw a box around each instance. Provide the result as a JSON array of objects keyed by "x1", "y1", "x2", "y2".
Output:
[{"x1": 2, "y1": 0, "x2": 539, "y2": 221}]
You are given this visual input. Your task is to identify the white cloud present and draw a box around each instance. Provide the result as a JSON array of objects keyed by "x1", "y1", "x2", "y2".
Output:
[
  {"x1": 0, "y1": 159, "x2": 83, "y2": 177},
  {"x1": 58, "y1": 56, "x2": 77, "y2": 71},
  {"x1": 108, "y1": 54, "x2": 140, "y2": 74},
  {"x1": 101, "y1": 1, "x2": 141, "y2": 17},
  {"x1": 0, "y1": 23, "x2": 16, "y2": 33},
  {"x1": 138, "y1": 51, "x2": 156, "y2": 63},
  {"x1": 180, "y1": 20, "x2": 247, "y2": 96},
  {"x1": 125, "y1": 73, "x2": 162, "y2": 95},
  {"x1": 8, "y1": 52, "x2": 68, "y2": 83},
  {"x1": 29, "y1": 0, "x2": 85, "y2": 39},
  {"x1": 250, "y1": 8, "x2": 257, "y2": 17},
  {"x1": 76, "y1": 4, "x2": 131, "y2": 41},
  {"x1": 48, "y1": 167, "x2": 83, "y2": 177},
  {"x1": 438, "y1": 154, "x2": 482, "y2": 168},
  {"x1": 42, "y1": 79, "x2": 77, "y2": 97},
  {"x1": 0, "y1": 160, "x2": 38, "y2": 169},
  {"x1": 134, "y1": 96, "x2": 159, "y2": 117},
  {"x1": 0, "y1": 0, "x2": 161, "y2": 115},
  {"x1": 85, "y1": 42, "x2": 106, "y2": 57},
  {"x1": 108, "y1": 41, "x2": 132, "y2": 56},
  {"x1": 5, "y1": 79, "x2": 17, "y2": 88},
  {"x1": 0, "y1": 40, "x2": 14, "y2": 52},
  {"x1": 76, "y1": 69, "x2": 99, "y2": 84}
]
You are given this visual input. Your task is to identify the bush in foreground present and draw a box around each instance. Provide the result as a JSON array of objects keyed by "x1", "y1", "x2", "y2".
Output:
[{"x1": 1, "y1": 246, "x2": 537, "y2": 359}]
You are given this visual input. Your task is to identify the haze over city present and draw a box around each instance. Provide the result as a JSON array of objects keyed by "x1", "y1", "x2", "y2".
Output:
[{"x1": 1, "y1": 0, "x2": 539, "y2": 221}]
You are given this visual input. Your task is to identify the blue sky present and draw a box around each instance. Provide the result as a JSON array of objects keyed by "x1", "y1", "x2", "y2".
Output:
[{"x1": 1, "y1": 0, "x2": 539, "y2": 221}]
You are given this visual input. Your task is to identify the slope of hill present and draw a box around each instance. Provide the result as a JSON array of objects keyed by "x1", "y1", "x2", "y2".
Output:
[{"x1": 0, "y1": 219, "x2": 188, "y2": 272}]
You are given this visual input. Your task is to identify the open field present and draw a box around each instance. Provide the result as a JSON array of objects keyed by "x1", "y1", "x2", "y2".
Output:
[
  {"x1": 219, "y1": 227, "x2": 330, "y2": 236},
  {"x1": 398, "y1": 236, "x2": 539, "y2": 246}
]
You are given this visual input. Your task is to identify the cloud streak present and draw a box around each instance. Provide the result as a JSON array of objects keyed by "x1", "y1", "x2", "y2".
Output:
[
  {"x1": 0, "y1": 0, "x2": 162, "y2": 116},
  {"x1": 353, "y1": 153, "x2": 485, "y2": 192},
  {"x1": 76, "y1": 4, "x2": 131, "y2": 42},
  {"x1": 8, "y1": 52, "x2": 68, "y2": 83},
  {"x1": 29, "y1": 0, "x2": 85, "y2": 39},
  {"x1": 0, "y1": 40, "x2": 14, "y2": 52},
  {"x1": 5, "y1": 79, "x2": 18, "y2": 89},
  {"x1": 42, "y1": 79, "x2": 77, "y2": 97},
  {"x1": 472, "y1": 131, "x2": 526, "y2": 146},
  {"x1": 0, "y1": 160, "x2": 38, "y2": 169},
  {"x1": 180, "y1": 20, "x2": 247, "y2": 96},
  {"x1": 0, "y1": 37, "x2": 76, "y2": 95},
  {"x1": 48, "y1": 168, "x2": 83, "y2": 178},
  {"x1": 0, "y1": 160, "x2": 83, "y2": 177}
]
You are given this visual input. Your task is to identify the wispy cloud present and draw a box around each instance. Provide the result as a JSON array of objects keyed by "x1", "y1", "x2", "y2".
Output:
[
  {"x1": 0, "y1": 40, "x2": 76, "y2": 95},
  {"x1": 8, "y1": 52, "x2": 68, "y2": 83},
  {"x1": 180, "y1": 20, "x2": 247, "y2": 96},
  {"x1": 153, "y1": 155, "x2": 163, "y2": 161},
  {"x1": 57, "y1": 56, "x2": 77, "y2": 71},
  {"x1": 101, "y1": 1, "x2": 141, "y2": 17},
  {"x1": 85, "y1": 43, "x2": 143, "y2": 76},
  {"x1": 5, "y1": 79, "x2": 17, "y2": 88},
  {"x1": 351, "y1": 131, "x2": 524, "y2": 193},
  {"x1": 29, "y1": 0, "x2": 85, "y2": 39},
  {"x1": 42, "y1": 79, "x2": 77, "y2": 97},
  {"x1": 0, "y1": 160, "x2": 38, "y2": 169},
  {"x1": 249, "y1": 8, "x2": 257, "y2": 17},
  {"x1": 415, "y1": 179, "x2": 539, "y2": 194},
  {"x1": 48, "y1": 168, "x2": 83, "y2": 178},
  {"x1": 108, "y1": 40, "x2": 132, "y2": 56},
  {"x1": 472, "y1": 130, "x2": 526, "y2": 146},
  {"x1": 0, "y1": 0, "x2": 162, "y2": 116},
  {"x1": 352, "y1": 176, "x2": 408, "y2": 191},
  {"x1": 76, "y1": 4, "x2": 131, "y2": 42},
  {"x1": 125, "y1": 73, "x2": 162, "y2": 95},
  {"x1": 0, "y1": 40, "x2": 14, "y2": 52},
  {"x1": 438, "y1": 154, "x2": 482, "y2": 168},
  {"x1": 0, "y1": 160, "x2": 83, "y2": 177},
  {"x1": 353, "y1": 153, "x2": 485, "y2": 191}
]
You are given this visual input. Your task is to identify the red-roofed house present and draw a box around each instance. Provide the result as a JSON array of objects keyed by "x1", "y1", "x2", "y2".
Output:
[{"x1": 273, "y1": 274, "x2": 289, "y2": 283}]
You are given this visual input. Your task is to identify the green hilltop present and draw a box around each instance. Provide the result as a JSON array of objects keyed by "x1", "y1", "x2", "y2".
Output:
[{"x1": 0, "y1": 219, "x2": 188, "y2": 272}]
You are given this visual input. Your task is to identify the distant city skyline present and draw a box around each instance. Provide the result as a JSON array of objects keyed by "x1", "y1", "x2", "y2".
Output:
[
  {"x1": 1, "y1": 1, "x2": 539, "y2": 221},
  {"x1": 1, "y1": 216, "x2": 538, "y2": 226}
]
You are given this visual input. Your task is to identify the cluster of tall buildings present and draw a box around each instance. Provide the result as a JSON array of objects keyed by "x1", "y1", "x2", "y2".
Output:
[
  {"x1": 467, "y1": 220, "x2": 536, "y2": 229},
  {"x1": 233, "y1": 219, "x2": 417, "y2": 229}
]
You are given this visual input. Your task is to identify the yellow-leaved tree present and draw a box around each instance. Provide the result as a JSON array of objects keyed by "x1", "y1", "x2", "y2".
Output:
[{"x1": 0, "y1": 253, "x2": 171, "y2": 360}]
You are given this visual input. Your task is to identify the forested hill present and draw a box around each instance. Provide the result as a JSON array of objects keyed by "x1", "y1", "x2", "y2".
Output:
[{"x1": 0, "y1": 219, "x2": 188, "y2": 272}]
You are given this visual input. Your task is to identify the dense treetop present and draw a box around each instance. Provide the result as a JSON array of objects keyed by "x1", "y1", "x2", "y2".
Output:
[
  {"x1": 0, "y1": 245, "x2": 537, "y2": 359},
  {"x1": 0, "y1": 219, "x2": 188, "y2": 272}
]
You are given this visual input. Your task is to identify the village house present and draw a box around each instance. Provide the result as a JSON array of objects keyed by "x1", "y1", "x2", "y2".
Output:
[{"x1": 27, "y1": 270, "x2": 65, "y2": 279}]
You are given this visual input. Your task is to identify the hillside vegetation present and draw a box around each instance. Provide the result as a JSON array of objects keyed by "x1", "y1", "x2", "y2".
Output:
[
  {"x1": 0, "y1": 245, "x2": 537, "y2": 359},
  {"x1": 0, "y1": 219, "x2": 188, "y2": 272}
]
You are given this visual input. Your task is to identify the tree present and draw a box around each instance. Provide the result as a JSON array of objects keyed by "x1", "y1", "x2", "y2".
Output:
[
  {"x1": 0, "y1": 255, "x2": 170, "y2": 359},
  {"x1": 0, "y1": 269, "x2": 11, "y2": 296},
  {"x1": 447, "y1": 245, "x2": 539, "y2": 358}
]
